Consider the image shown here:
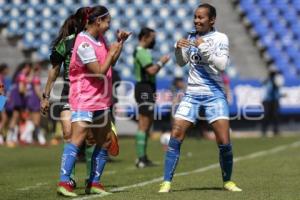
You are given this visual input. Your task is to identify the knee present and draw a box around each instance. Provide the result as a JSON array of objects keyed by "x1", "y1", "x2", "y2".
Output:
[
  {"x1": 171, "y1": 125, "x2": 185, "y2": 141},
  {"x1": 86, "y1": 132, "x2": 96, "y2": 145},
  {"x1": 62, "y1": 127, "x2": 71, "y2": 141}
]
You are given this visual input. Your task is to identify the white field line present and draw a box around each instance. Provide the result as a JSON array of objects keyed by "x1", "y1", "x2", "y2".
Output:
[
  {"x1": 73, "y1": 140, "x2": 300, "y2": 200},
  {"x1": 104, "y1": 170, "x2": 116, "y2": 175},
  {"x1": 16, "y1": 182, "x2": 48, "y2": 191}
]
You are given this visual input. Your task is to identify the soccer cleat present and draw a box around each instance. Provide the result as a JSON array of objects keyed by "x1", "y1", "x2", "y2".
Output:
[
  {"x1": 135, "y1": 156, "x2": 156, "y2": 168},
  {"x1": 57, "y1": 182, "x2": 77, "y2": 197},
  {"x1": 85, "y1": 182, "x2": 111, "y2": 195},
  {"x1": 144, "y1": 156, "x2": 156, "y2": 166},
  {"x1": 158, "y1": 181, "x2": 171, "y2": 193},
  {"x1": 108, "y1": 122, "x2": 119, "y2": 156},
  {"x1": 69, "y1": 178, "x2": 77, "y2": 189},
  {"x1": 223, "y1": 181, "x2": 242, "y2": 192}
]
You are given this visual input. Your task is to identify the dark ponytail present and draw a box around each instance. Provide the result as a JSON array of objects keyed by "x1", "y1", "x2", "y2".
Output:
[{"x1": 51, "y1": 7, "x2": 90, "y2": 48}]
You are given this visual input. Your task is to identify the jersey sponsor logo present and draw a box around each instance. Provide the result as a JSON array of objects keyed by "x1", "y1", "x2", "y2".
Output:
[
  {"x1": 189, "y1": 51, "x2": 208, "y2": 67},
  {"x1": 189, "y1": 51, "x2": 202, "y2": 65}
]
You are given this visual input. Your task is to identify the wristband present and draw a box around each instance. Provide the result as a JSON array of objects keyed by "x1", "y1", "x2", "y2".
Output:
[
  {"x1": 42, "y1": 93, "x2": 50, "y2": 99},
  {"x1": 157, "y1": 61, "x2": 164, "y2": 68}
]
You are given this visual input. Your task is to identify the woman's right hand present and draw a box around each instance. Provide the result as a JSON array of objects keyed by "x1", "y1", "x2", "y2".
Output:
[
  {"x1": 109, "y1": 42, "x2": 122, "y2": 57},
  {"x1": 159, "y1": 55, "x2": 170, "y2": 65},
  {"x1": 176, "y1": 38, "x2": 190, "y2": 49},
  {"x1": 40, "y1": 98, "x2": 50, "y2": 116}
]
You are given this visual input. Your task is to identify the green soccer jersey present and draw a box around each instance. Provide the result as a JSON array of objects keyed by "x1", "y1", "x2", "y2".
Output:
[
  {"x1": 133, "y1": 46, "x2": 155, "y2": 84},
  {"x1": 50, "y1": 34, "x2": 75, "y2": 81}
]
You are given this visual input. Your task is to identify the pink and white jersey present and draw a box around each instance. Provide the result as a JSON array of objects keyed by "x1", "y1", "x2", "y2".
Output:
[{"x1": 69, "y1": 32, "x2": 112, "y2": 111}]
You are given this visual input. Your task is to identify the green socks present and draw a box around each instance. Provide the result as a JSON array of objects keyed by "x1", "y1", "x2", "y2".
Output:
[
  {"x1": 136, "y1": 131, "x2": 147, "y2": 158},
  {"x1": 85, "y1": 144, "x2": 95, "y2": 178}
]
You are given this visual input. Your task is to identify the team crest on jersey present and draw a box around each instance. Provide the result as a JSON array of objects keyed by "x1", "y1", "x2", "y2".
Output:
[
  {"x1": 189, "y1": 51, "x2": 202, "y2": 65},
  {"x1": 82, "y1": 42, "x2": 90, "y2": 48}
]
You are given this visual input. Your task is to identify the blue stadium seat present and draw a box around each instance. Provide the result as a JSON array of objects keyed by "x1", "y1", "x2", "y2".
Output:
[
  {"x1": 253, "y1": 23, "x2": 269, "y2": 37},
  {"x1": 0, "y1": 0, "x2": 201, "y2": 80},
  {"x1": 240, "y1": 0, "x2": 300, "y2": 78}
]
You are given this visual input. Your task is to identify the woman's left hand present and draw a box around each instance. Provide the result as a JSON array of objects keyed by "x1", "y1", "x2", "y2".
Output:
[{"x1": 117, "y1": 30, "x2": 132, "y2": 42}]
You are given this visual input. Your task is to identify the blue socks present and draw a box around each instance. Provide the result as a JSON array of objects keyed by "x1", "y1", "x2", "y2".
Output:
[
  {"x1": 218, "y1": 143, "x2": 233, "y2": 182},
  {"x1": 163, "y1": 137, "x2": 182, "y2": 182},
  {"x1": 60, "y1": 143, "x2": 79, "y2": 182},
  {"x1": 89, "y1": 147, "x2": 108, "y2": 183}
]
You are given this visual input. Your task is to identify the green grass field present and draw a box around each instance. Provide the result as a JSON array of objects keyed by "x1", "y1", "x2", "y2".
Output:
[{"x1": 0, "y1": 136, "x2": 299, "y2": 200}]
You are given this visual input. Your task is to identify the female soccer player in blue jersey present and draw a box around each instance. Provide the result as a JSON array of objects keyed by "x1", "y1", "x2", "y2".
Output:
[{"x1": 159, "y1": 3, "x2": 242, "y2": 193}]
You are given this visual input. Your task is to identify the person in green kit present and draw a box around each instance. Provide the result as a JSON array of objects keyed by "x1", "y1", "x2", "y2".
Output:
[{"x1": 133, "y1": 27, "x2": 170, "y2": 168}]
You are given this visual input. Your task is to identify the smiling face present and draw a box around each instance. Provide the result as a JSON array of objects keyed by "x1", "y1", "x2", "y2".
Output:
[
  {"x1": 97, "y1": 14, "x2": 111, "y2": 34},
  {"x1": 193, "y1": 7, "x2": 215, "y2": 34}
]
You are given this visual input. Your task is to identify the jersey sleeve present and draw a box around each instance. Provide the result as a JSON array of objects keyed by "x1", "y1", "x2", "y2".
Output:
[
  {"x1": 136, "y1": 49, "x2": 153, "y2": 68},
  {"x1": 198, "y1": 34, "x2": 229, "y2": 71},
  {"x1": 50, "y1": 40, "x2": 66, "y2": 65},
  {"x1": 174, "y1": 41, "x2": 189, "y2": 67},
  {"x1": 77, "y1": 42, "x2": 98, "y2": 64}
]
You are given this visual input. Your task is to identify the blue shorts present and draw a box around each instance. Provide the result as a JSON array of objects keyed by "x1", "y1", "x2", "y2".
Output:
[
  {"x1": 174, "y1": 94, "x2": 229, "y2": 124},
  {"x1": 71, "y1": 109, "x2": 110, "y2": 123}
]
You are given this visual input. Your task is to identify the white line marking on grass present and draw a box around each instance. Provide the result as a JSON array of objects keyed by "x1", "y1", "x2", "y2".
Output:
[
  {"x1": 17, "y1": 182, "x2": 48, "y2": 191},
  {"x1": 73, "y1": 140, "x2": 300, "y2": 200},
  {"x1": 104, "y1": 170, "x2": 116, "y2": 175}
]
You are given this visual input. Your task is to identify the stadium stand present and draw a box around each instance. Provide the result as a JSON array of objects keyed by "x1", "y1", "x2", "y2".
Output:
[
  {"x1": 234, "y1": 0, "x2": 300, "y2": 80},
  {"x1": 0, "y1": 0, "x2": 198, "y2": 81}
]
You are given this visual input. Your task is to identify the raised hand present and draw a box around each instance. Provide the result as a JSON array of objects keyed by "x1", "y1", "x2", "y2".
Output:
[
  {"x1": 176, "y1": 38, "x2": 190, "y2": 48},
  {"x1": 159, "y1": 54, "x2": 170, "y2": 65},
  {"x1": 117, "y1": 29, "x2": 132, "y2": 43}
]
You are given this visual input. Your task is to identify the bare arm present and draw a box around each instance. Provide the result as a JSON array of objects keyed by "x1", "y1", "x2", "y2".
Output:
[
  {"x1": 43, "y1": 64, "x2": 61, "y2": 97},
  {"x1": 111, "y1": 30, "x2": 132, "y2": 66},
  {"x1": 145, "y1": 54, "x2": 170, "y2": 75},
  {"x1": 85, "y1": 53, "x2": 115, "y2": 75},
  {"x1": 145, "y1": 64, "x2": 161, "y2": 75},
  {"x1": 40, "y1": 64, "x2": 61, "y2": 115},
  {"x1": 111, "y1": 43, "x2": 123, "y2": 66}
]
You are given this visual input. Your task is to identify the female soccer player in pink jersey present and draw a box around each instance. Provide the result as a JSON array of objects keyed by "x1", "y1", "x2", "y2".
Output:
[{"x1": 57, "y1": 5, "x2": 130, "y2": 197}]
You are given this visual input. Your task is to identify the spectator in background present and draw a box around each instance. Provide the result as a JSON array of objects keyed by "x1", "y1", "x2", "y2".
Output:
[
  {"x1": 6, "y1": 62, "x2": 32, "y2": 147},
  {"x1": 0, "y1": 63, "x2": 9, "y2": 145},
  {"x1": 261, "y1": 67, "x2": 284, "y2": 137},
  {"x1": 26, "y1": 63, "x2": 46, "y2": 145},
  {"x1": 133, "y1": 27, "x2": 170, "y2": 168}
]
